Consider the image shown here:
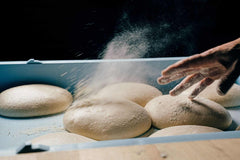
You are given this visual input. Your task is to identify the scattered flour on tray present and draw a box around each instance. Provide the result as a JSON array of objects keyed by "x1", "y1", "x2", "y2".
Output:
[{"x1": 20, "y1": 126, "x2": 64, "y2": 136}]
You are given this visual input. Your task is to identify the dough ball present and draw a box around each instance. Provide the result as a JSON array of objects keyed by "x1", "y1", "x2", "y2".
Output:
[
  {"x1": 0, "y1": 84, "x2": 73, "y2": 117},
  {"x1": 145, "y1": 95, "x2": 232, "y2": 130},
  {"x1": 182, "y1": 81, "x2": 240, "y2": 107},
  {"x1": 63, "y1": 97, "x2": 151, "y2": 140},
  {"x1": 149, "y1": 125, "x2": 222, "y2": 137},
  {"x1": 31, "y1": 132, "x2": 95, "y2": 146},
  {"x1": 95, "y1": 82, "x2": 162, "y2": 107}
]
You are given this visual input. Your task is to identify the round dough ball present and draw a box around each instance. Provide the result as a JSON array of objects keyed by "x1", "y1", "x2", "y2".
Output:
[
  {"x1": 31, "y1": 132, "x2": 95, "y2": 146},
  {"x1": 149, "y1": 125, "x2": 222, "y2": 137},
  {"x1": 63, "y1": 97, "x2": 152, "y2": 140},
  {"x1": 182, "y1": 81, "x2": 240, "y2": 107},
  {"x1": 145, "y1": 95, "x2": 232, "y2": 130},
  {"x1": 0, "y1": 84, "x2": 73, "y2": 117},
  {"x1": 95, "y1": 82, "x2": 162, "y2": 107}
]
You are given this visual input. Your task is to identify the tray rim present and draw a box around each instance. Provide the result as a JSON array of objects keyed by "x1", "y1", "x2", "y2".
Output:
[{"x1": 0, "y1": 57, "x2": 186, "y2": 65}]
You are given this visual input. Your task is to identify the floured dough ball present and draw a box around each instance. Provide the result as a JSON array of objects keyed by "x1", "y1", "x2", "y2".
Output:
[
  {"x1": 31, "y1": 132, "x2": 95, "y2": 146},
  {"x1": 95, "y1": 82, "x2": 162, "y2": 107},
  {"x1": 63, "y1": 97, "x2": 151, "y2": 140},
  {"x1": 0, "y1": 84, "x2": 73, "y2": 117},
  {"x1": 145, "y1": 95, "x2": 232, "y2": 130},
  {"x1": 182, "y1": 81, "x2": 240, "y2": 107},
  {"x1": 149, "y1": 125, "x2": 222, "y2": 137}
]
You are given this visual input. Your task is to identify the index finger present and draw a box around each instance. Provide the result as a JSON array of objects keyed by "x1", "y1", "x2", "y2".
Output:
[{"x1": 162, "y1": 52, "x2": 214, "y2": 76}]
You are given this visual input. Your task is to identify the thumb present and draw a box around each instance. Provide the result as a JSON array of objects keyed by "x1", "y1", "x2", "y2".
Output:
[{"x1": 218, "y1": 59, "x2": 240, "y2": 95}]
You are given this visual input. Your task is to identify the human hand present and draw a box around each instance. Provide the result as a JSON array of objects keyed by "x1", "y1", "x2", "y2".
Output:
[{"x1": 158, "y1": 38, "x2": 240, "y2": 99}]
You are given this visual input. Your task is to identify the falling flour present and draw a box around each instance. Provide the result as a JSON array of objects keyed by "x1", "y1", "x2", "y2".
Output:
[{"x1": 74, "y1": 8, "x2": 194, "y2": 99}]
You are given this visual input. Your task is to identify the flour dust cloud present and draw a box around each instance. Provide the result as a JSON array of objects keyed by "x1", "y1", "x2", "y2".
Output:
[{"x1": 74, "y1": 1, "x2": 196, "y2": 99}]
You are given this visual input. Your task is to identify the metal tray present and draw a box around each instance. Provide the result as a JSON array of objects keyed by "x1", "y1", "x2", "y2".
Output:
[{"x1": 0, "y1": 58, "x2": 239, "y2": 156}]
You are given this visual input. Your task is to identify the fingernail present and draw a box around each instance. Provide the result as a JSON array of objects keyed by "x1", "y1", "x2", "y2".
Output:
[
  {"x1": 188, "y1": 94, "x2": 196, "y2": 100},
  {"x1": 170, "y1": 88, "x2": 182, "y2": 96},
  {"x1": 169, "y1": 90, "x2": 177, "y2": 96},
  {"x1": 157, "y1": 77, "x2": 168, "y2": 84}
]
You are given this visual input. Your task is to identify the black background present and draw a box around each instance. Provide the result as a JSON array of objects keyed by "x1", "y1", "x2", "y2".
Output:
[{"x1": 2, "y1": 0, "x2": 239, "y2": 61}]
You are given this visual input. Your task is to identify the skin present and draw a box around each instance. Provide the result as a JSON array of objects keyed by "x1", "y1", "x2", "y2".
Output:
[{"x1": 158, "y1": 38, "x2": 240, "y2": 100}]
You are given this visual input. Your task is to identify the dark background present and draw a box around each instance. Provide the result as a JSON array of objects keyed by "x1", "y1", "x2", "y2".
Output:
[{"x1": 2, "y1": 0, "x2": 239, "y2": 61}]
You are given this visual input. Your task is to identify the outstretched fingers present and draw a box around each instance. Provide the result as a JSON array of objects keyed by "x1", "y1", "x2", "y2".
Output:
[
  {"x1": 158, "y1": 67, "x2": 200, "y2": 85},
  {"x1": 169, "y1": 73, "x2": 204, "y2": 96},
  {"x1": 188, "y1": 78, "x2": 214, "y2": 100},
  {"x1": 161, "y1": 53, "x2": 210, "y2": 77}
]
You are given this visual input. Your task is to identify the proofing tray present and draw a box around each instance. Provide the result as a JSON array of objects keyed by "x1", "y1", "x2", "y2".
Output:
[{"x1": 0, "y1": 58, "x2": 239, "y2": 156}]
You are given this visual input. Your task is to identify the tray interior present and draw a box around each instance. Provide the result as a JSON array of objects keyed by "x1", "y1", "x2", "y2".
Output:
[{"x1": 0, "y1": 58, "x2": 239, "y2": 152}]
